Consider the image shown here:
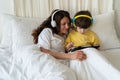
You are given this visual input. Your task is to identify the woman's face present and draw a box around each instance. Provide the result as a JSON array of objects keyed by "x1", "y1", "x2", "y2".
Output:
[{"x1": 59, "y1": 17, "x2": 70, "y2": 35}]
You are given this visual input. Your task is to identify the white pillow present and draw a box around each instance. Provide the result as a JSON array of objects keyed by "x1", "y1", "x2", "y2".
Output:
[
  {"x1": 0, "y1": 14, "x2": 2, "y2": 42},
  {"x1": 92, "y1": 11, "x2": 120, "y2": 50},
  {"x1": 12, "y1": 17, "x2": 44, "y2": 52},
  {"x1": 0, "y1": 14, "x2": 15, "y2": 48}
]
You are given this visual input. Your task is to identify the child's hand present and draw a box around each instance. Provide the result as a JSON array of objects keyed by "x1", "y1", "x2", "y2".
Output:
[{"x1": 66, "y1": 42, "x2": 74, "y2": 51}]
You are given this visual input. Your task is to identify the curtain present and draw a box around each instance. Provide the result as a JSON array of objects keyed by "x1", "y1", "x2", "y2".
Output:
[{"x1": 14, "y1": 0, "x2": 113, "y2": 18}]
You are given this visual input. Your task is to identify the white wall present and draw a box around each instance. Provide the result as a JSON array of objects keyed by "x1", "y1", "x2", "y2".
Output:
[{"x1": 0, "y1": 0, "x2": 14, "y2": 14}]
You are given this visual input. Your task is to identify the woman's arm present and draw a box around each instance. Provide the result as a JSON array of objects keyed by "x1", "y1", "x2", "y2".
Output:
[{"x1": 40, "y1": 47, "x2": 87, "y2": 61}]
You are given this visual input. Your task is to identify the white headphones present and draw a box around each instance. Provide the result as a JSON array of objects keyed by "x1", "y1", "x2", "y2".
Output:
[{"x1": 51, "y1": 10, "x2": 60, "y2": 27}]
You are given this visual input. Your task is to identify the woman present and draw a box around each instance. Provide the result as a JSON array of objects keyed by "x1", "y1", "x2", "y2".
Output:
[
  {"x1": 32, "y1": 9, "x2": 86, "y2": 61},
  {"x1": 30, "y1": 9, "x2": 87, "y2": 80}
]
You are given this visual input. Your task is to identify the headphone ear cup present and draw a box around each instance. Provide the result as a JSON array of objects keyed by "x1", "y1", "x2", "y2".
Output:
[
  {"x1": 91, "y1": 18, "x2": 94, "y2": 24},
  {"x1": 51, "y1": 10, "x2": 60, "y2": 28},
  {"x1": 72, "y1": 18, "x2": 76, "y2": 28},
  {"x1": 72, "y1": 18, "x2": 75, "y2": 24},
  {"x1": 51, "y1": 20, "x2": 56, "y2": 27}
]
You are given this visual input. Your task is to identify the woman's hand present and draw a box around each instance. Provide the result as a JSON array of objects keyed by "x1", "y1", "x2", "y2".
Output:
[{"x1": 70, "y1": 50, "x2": 87, "y2": 61}]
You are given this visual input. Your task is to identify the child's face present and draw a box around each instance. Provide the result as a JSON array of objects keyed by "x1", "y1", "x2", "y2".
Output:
[{"x1": 76, "y1": 27, "x2": 89, "y2": 34}]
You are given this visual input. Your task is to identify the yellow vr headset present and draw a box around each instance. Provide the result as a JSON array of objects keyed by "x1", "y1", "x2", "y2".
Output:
[{"x1": 72, "y1": 15, "x2": 93, "y2": 28}]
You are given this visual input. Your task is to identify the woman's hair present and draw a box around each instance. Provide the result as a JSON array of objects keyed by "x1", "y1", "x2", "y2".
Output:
[
  {"x1": 73, "y1": 10, "x2": 92, "y2": 29},
  {"x1": 31, "y1": 9, "x2": 71, "y2": 44}
]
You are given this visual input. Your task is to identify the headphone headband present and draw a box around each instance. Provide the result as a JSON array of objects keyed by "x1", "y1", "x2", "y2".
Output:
[
  {"x1": 74, "y1": 15, "x2": 92, "y2": 20},
  {"x1": 51, "y1": 10, "x2": 60, "y2": 27},
  {"x1": 72, "y1": 15, "x2": 93, "y2": 28}
]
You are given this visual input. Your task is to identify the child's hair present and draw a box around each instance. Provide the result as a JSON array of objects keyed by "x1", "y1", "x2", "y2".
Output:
[{"x1": 72, "y1": 10, "x2": 93, "y2": 29}]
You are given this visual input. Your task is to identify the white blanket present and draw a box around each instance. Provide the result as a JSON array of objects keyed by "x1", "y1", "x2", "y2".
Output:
[
  {"x1": 0, "y1": 45, "x2": 76, "y2": 80},
  {"x1": 0, "y1": 46, "x2": 120, "y2": 80},
  {"x1": 70, "y1": 48, "x2": 120, "y2": 80}
]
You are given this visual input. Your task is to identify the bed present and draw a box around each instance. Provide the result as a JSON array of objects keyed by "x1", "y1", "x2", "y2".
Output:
[{"x1": 0, "y1": 11, "x2": 120, "y2": 80}]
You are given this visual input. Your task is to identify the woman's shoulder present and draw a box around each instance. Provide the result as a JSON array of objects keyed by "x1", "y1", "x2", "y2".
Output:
[
  {"x1": 39, "y1": 28, "x2": 53, "y2": 37},
  {"x1": 41, "y1": 28, "x2": 52, "y2": 34},
  {"x1": 42, "y1": 28, "x2": 52, "y2": 32}
]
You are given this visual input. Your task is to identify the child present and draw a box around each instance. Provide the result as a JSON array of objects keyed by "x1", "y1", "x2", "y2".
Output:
[{"x1": 65, "y1": 10, "x2": 100, "y2": 52}]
